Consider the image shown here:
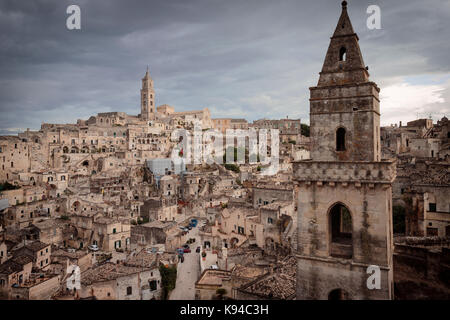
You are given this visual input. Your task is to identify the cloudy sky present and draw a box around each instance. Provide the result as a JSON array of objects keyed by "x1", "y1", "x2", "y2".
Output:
[{"x1": 0, "y1": 0, "x2": 449, "y2": 135}]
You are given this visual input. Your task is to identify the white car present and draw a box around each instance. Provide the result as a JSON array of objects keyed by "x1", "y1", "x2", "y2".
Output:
[
  {"x1": 210, "y1": 265, "x2": 218, "y2": 270},
  {"x1": 88, "y1": 244, "x2": 99, "y2": 251}
]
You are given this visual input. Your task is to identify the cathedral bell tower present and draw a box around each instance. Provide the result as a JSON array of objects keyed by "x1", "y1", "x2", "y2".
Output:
[
  {"x1": 140, "y1": 67, "x2": 155, "y2": 121},
  {"x1": 294, "y1": 1, "x2": 396, "y2": 300},
  {"x1": 311, "y1": 0, "x2": 381, "y2": 162}
]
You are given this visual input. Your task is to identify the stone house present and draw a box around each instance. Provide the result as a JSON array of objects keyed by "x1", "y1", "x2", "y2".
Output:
[
  {"x1": 13, "y1": 241, "x2": 52, "y2": 271},
  {"x1": 252, "y1": 184, "x2": 294, "y2": 209},
  {"x1": 92, "y1": 217, "x2": 131, "y2": 251},
  {"x1": 195, "y1": 269, "x2": 232, "y2": 300},
  {"x1": 0, "y1": 241, "x2": 7, "y2": 264},
  {"x1": 51, "y1": 248, "x2": 93, "y2": 273},
  {"x1": 0, "y1": 255, "x2": 33, "y2": 298},
  {"x1": 141, "y1": 197, "x2": 178, "y2": 222},
  {"x1": 130, "y1": 220, "x2": 173, "y2": 251},
  {"x1": 123, "y1": 249, "x2": 162, "y2": 300},
  {"x1": 10, "y1": 273, "x2": 61, "y2": 300},
  {"x1": 79, "y1": 262, "x2": 158, "y2": 300}
]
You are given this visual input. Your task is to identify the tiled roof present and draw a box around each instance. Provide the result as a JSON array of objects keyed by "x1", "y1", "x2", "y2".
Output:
[
  {"x1": 80, "y1": 262, "x2": 143, "y2": 285},
  {"x1": 238, "y1": 255, "x2": 297, "y2": 299},
  {"x1": 25, "y1": 241, "x2": 50, "y2": 252}
]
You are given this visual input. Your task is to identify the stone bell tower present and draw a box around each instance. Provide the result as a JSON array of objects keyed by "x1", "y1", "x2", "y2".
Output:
[
  {"x1": 294, "y1": 1, "x2": 396, "y2": 300},
  {"x1": 140, "y1": 67, "x2": 155, "y2": 121}
]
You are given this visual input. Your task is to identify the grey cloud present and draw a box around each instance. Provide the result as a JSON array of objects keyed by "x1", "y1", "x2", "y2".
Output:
[{"x1": 0, "y1": 0, "x2": 449, "y2": 133}]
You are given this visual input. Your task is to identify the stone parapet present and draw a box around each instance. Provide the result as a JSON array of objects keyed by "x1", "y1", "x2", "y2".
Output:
[{"x1": 293, "y1": 159, "x2": 396, "y2": 184}]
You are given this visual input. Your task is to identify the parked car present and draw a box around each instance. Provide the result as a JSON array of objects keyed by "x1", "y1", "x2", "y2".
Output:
[
  {"x1": 210, "y1": 264, "x2": 218, "y2": 270},
  {"x1": 88, "y1": 244, "x2": 99, "y2": 251},
  {"x1": 183, "y1": 244, "x2": 190, "y2": 249},
  {"x1": 187, "y1": 226, "x2": 192, "y2": 230},
  {"x1": 183, "y1": 247, "x2": 191, "y2": 253},
  {"x1": 196, "y1": 246, "x2": 201, "y2": 253}
]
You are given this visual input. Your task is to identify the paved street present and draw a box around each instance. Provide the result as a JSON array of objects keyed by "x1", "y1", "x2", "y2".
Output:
[{"x1": 169, "y1": 222, "x2": 202, "y2": 300}]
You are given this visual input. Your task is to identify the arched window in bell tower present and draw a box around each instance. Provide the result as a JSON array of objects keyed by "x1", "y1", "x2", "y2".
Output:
[
  {"x1": 329, "y1": 203, "x2": 352, "y2": 259},
  {"x1": 336, "y1": 127, "x2": 346, "y2": 151},
  {"x1": 339, "y1": 47, "x2": 347, "y2": 61}
]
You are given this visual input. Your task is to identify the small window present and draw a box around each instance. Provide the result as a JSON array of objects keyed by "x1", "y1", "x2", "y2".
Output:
[
  {"x1": 339, "y1": 47, "x2": 347, "y2": 61},
  {"x1": 336, "y1": 127, "x2": 346, "y2": 151},
  {"x1": 126, "y1": 286, "x2": 132, "y2": 295},
  {"x1": 429, "y1": 203, "x2": 437, "y2": 212},
  {"x1": 149, "y1": 280, "x2": 157, "y2": 291}
]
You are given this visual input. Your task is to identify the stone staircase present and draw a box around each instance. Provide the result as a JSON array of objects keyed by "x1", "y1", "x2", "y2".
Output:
[{"x1": 282, "y1": 219, "x2": 298, "y2": 252}]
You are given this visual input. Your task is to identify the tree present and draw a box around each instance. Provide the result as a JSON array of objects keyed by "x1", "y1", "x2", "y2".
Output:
[
  {"x1": 0, "y1": 182, "x2": 20, "y2": 192},
  {"x1": 216, "y1": 288, "x2": 227, "y2": 300},
  {"x1": 224, "y1": 164, "x2": 240, "y2": 173},
  {"x1": 159, "y1": 265, "x2": 177, "y2": 300},
  {"x1": 301, "y1": 124, "x2": 310, "y2": 137}
]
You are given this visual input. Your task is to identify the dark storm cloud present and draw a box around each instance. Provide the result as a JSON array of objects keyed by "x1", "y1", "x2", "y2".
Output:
[{"x1": 0, "y1": 0, "x2": 449, "y2": 133}]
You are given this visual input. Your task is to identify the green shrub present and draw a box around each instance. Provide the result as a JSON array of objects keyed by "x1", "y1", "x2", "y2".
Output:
[
  {"x1": 301, "y1": 124, "x2": 310, "y2": 137},
  {"x1": 0, "y1": 182, "x2": 20, "y2": 192},
  {"x1": 159, "y1": 265, "x2": 177, "y2": 300},
  {"x1": 216, "y1": 288, "x2": 227, "y2": 295},
  {"x1": 224, "y1": 164, "x2": 240, "y2": 173}
]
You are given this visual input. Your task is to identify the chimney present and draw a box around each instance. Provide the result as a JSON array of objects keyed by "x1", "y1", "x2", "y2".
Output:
[{"x1": 399, "y1": 121, "x2": 402, "y2": 127}]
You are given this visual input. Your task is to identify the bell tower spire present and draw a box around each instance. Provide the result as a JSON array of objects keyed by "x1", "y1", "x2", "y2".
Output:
[
  {"x1": 310, "y1": 0, "x2": 381, "y2": 162},
  {"x1": 140, "y1": 67, "x2": 155, "y2": 121},
  {"x1": 317, "y1": 0, "x2": 368, "y2": 87}
]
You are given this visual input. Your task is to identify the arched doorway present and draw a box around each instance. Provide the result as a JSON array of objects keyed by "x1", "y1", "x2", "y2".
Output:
[
  {"x1": 72, "y1": 201, "x2": 81, "y2": 212},
  {"x1": 230, "y1": 237, "x2": 239, "y2": 248},
  {"x1": 265, "y1": 237, "x2": 275, "y2": 251},
  {"x1": 329, "y1": 202, "x2": 352, "y2": 259}
]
